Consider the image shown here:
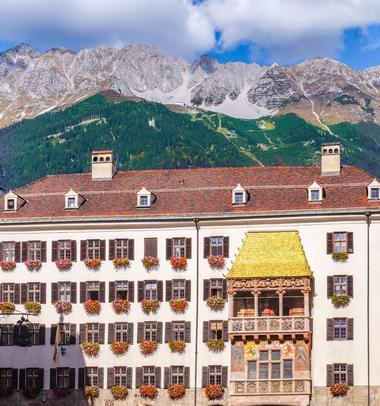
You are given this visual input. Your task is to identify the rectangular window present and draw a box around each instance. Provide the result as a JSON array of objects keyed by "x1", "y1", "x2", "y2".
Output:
[
  {"x1": 87, "y1": 282, "x2": 99, "y2": 301},
  {"x1": 172, "y1": 238, "x2": 185, "y2": 257},
  {"x1": 59, "y1": 323, "x2": 71, "y2": 345},
  {"x1": 2, "y1": 284, "x2": 14, "y2": 302},
  {"x1": 115, "y1": 323, "x2": 129, "y2": 342},
  {"x1": 234, "y1": 192, "x2": 244, "y2": 204},
  {"x1": 171, "y1": 366, "x2": 184, "y2": 385},
  {"x1": 139, "y1": 195, "x2": 149, "y2": 207},
  {"x1": 86, "y1": 323, "x2": 99, "y2": 342},
  {"x1": 144, "y1": 282, "x2": 157, "y2": 300},
  {"x1": 172, "y1": 280, "x2": 185, "y2": 299},
  {"x1": 283, "y1": 360, "x2": 293, "y2": 379},
  {"x1": 87, "y1": 240, "x2": 100, "y2": 260},
  {"x1": 28, "y1": 283, "x2": 40, "y2": 302},
  {"x1": 210, "y1": 279, "x2": 223, "y2": 297},
  {"x1": 209, "y1": 321, "x2": 223, "y2": 340},
  {"x1": 334, "y1": 318, "x2": 347, "y2": 340},
  {"x1": 259, "y1": 363, "x2": 269, "y2": 379},
  {"x1": 334, "y1": 364, "x2": 347, "y2": 384},
  {"x1": 0, "y1": 369, "x2": 12, "y2": 388},
  {"x1": 116, "y1": 281, "x2": 129, "y2": 300},
  {"x1": 209, "y1": 366, "x2": 222, "y2": 385},
  {"x1": 172, "y1": 322, "x2": 185, "y2": 341},
  {"x1": 333, "y1": 232, "x2": 347, "y2": 253},
  {"x1": 334, "y1": 276, "x2": 347, "y2": 295},
  {"x1": 143, "y1": 366, "x2": 155, "y2": 385},
  {"x1": 247, "y1": 361, "x2": 256, "y2": 380},
  {"x1": 57, "y1": 368, "x2": 70, "y2": 388},
  {"x1": 58, "y1": 241, "x2": 71, "y2": 260},
  {"x1": 86, "y1": 367, "x2": 98, "y2": 386},
  {"x1": 67, "y1": 197, "x2": 76, "y2": 209},
  {"x1": 310, "y1": 190, "x2": 320, "y2": 201},
  {"x1": 58, "y1": 282, "x2": 71, "y2": 301},
  {"x1": 28, "y1": 241, "x2": 41, "y2": 261},
  {"x1": 30, "y1": 324, "x2": 41, "y2": 346},
  {"x1": 144, "y1": 322, "x2": 157, "y2": 341},
  {"x1": 26, "y1": 368, "x2": 40, "y2": 388},
  {"x1": 371, "y1": 187, "x2": 380, "y2": 199},
  {"x1": 2, "y1": 242, "x2": 15, "y2": 261},
  {"x1": 253, "y1": 350, "x2": 289, "y2": 381},
  {"x1": 114, "y1": 367, "x2": 127, "y2": 386},
  {"x1": 0, "y1": 325, "x2": 14, "y2": 346},
  {"x1": 210, "y1": 237, "x2": 224, "y2": 256},
  {"x1": 115, "y1": 240, "x2": 128, "y2": 258}
]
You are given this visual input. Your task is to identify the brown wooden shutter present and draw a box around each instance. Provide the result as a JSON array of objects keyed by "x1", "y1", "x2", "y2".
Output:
[
  {"x1": 347, "y1": 319, "x2": 354, "y2": 340},
  {"x1": 155, "y1": 367, "x2": 161, "y2": 388},
  {"x1": 164, "y1": 367, "x2": 170, "y2": 389},
  {"x1": 347, "y1": 232, "x2": 354, "y2": 253},
  {"x1": 347, "y1": 275, "x2": 353, "y2": 298},
  {"x1": 108, "y1": 323, "x2": 115, "y2": 344},
  {"x1": 39, "y1": 324, "x2": 46, "y2": 345},
  {"x1": 128, "y1": 282, "x2": 134, "y2": 302},
  {"x1": 185, "y1": 280, "x2": 191, "y2": 301},
  {"x1": 19, "y1": 369, "x2": 26, "y2": 389},
  {"x1": 78, "y1": 368, "x2": 85, "y2": 389},
  {"x1": 347, "y1": 364, "x2": 354, "y2": 385},
  {"x1": 0, "y1": 242, "x2": 3, "y2": 261},
  {"x1": 99, "y1": 282, "x2": 106, "y2": 303},
  {"x1": 100, "y1": 240, "x2": 106, "y2": 260},
  {"x1": 166, "y1": 239, "x2": 173, "y2": 259},
  {"x1": 326, "y1": 233, "x2": 333, "y2": 254},
  {"x1": 12, "y1": 369, "x2": 18, "y2": 390},
  {"x1": 15, "y1": 242, "x2": 21, "y2": 263},
  {"x1": 203, "y1": 321, "x2": 209, "y2": 342},
  {"x1": 99, "y1": 323, "x2": 105, "y2": 344},
  {"x1": 222, "y1": 321, "x2": 228, "y2": 342},
  {"x1": 21, "y1": 283, "x2": 27, "y2": 303},
  {"x1": 41, "y1": 241, "x2": 47, "y2": 262},
  {"x1": 135, "y1": 367, "x2": 142, "y2": 388},
  {"x1": 184, "y1": 367, "x2": 190, "y2": 388},
  {"x1": 98, "y1": 368, "x2": 104, "y2": 389},
  {"x1": 70, "y1": 324, "x2": 76, "y2": 344},
  {"x1": 137, "y1": 323, "x2": 144, "y2": 343},
  {"x1": 79, "y1": 324, "x2": 86, "y2": 343},
  {"x1": 71, "y1": 240, "x2": 77, "y2": 261},
  {"x1": 326, "y1": 319, "x2": 334, "y2": 341},
  {"x1": 186, "y1": 238, "x2": 192, "y2": 259},
  {"x1": 144, "y1": 238, "x2": 157, "y2": 257},
  {"x1": 128, "y1": 239, "x2": 134, "y2": 260},
  {"x1": 203, "y1": 280, "x2": 210, "y2": 301},
  {"x1": 70, "y1": 283, "x2": 77, "y2": 304},
  {"x1": 327, "y1": 276, "x2": 334, "y2": 298},
  {"x1": 126, "y1": 368, "x2": 132, "y2": 389},
  {"x1": 40, "y1": 283, "x2": 46, "y2": 304},
  {"x1": 109, "y1": 282, "x2": 115, "y2": 302},
  {"x1": 166, "y1": 281, "x2": 173, "y2": 301},
  {"x1": 80, "y1": 282, "x2": 86, "y2": 303},
  {"x1": 22, "y1": 242, "x2": 28, "y2": 262},
  {"x1": 14, "y1": 284, "x2": 20, "y2": 304},
  {"x1": 157, "y1": 322, "x2": 163, "y2": 344},
  {"x1": 51, "y1": 283, "x2": 58, "y2": 303},
  {"x1": 157, "y1": 281, "x2": 163, "y2": 302},
  {"x1": 127, "y1": 323, "x2": 134, "y2": 344},
  {"x1": 222, "y1": 279, "x2": 228, "y2": 300},
  {"x1": 185, "y1": 322, "x2": 191, "y2": 343},
  {"x1": 107, "y1": 368, "x2": 114, "y2": 389},
  {"x1": 222, "y1": 366, "x2": 228, "y2": 386},
  {"x1": 69, "y1": 369, "x2": 75, "y2": 389},
  {"x1": 202, "y1": 366, "x2": 208, "y2": 387},
  {"x1": 50, "y1": 325, "x2": 57, "y2": 345},
  {"x1": 80, "y1": 241, "x2": 86, "y2": 260},
  {"x1": 165, "y1": 322, "x2": 172, "y2": 343},
  {"x1": 109, "y1": 240, "x2": 115, "y2": 260},
  {"x1": 223, "y1": 236, "x2": 229, "y2": 257},
  {"x1": 51, "y1": 241, "x2": 58, "y2": 262},
  {"x1": 138, "y1": 281, "x2": 144, "y2": 302},
  {"x1": 50, "y1": 368, "x2": 57, "y2": 389},
  {"x1": 204, "y1": 237, "x2": 210, "y2": 258},
  {"x1": 38, "y1": 369, "x2": 44, "y2": 389}
]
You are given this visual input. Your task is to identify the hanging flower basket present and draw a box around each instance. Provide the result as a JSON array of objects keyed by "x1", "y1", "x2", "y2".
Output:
[
  {"x1": 25, "y1": 259, "x2": 42, "y2": 271},
  {"x1": 24, "y1": 301, "x2": 41, "y2": 314},
  {"x1": 84, "y1": 300, "x2": 101, "y2": 314},
  {"x1": 110, "y1": 341, "x2": 129, "y2": 355},
  {"x1": 84, "y1": 385, "x2": 100, "y2": 399},
  {"x1": 141, "y1": 299, "x2": 160, "y2": 314},
  {"x1": 54, "y1": 300, "x2": 72, "y2": 314},
  {"x1": 112, "y1": 299, "x2": 130, "y2": 314},
  {"x1": 84, "y1": 258, "x2": 101, "y2": 270},
  {"x1": 139, "y1": 340, "x2": 158, "y2": 356},
  {"x1": 331, "y1": 294, "x2": 350, "y2": 308},
  {"x1": 139, "y1": 384, "x2": 158, "y2": 399},
  {"x1": 207, "y1": 339, "x2": 225, "y2": 352},
  {"x1": 113, "y1": 257, "x2": 130, "y2": 269},
  {"x1": 168, "y1": 384, "x2": 186, "y2": 399},
  {"x1": 205, "y1": 384, "x2": 224, "y2": 400},
  {"x1": 82, "y1": 341, "x2": 100, "y2": 357},
  {"x1": 54, "y1": 387, "x2": 71, "y2": 398},
  {"x1": 170, "y1": 256, "x2": 187, "y2": 271},
  {"x1": 0, "y1": 301, "x2": 15, "y2": 314},
  {"x1": 330, "y1": 383, "x2": 349, "y2": 397},
  {"x1": 111, "y1": 385, "x2": 128, "y2": 400},
  {"x1": 169, "y1": 298, "x2": 188, "y2": 313},
  {"x1": 332, "y1": 252, "x2": 349, "y2": 262},
  {"x1": 0, "y1": 260, "x2": 16, "y2": 271},
  {"x1": 207, "y1": 255, "x2": 225, "y2": 269},
  {"x1": 206, "y1": 296, "x2": 225, "y2": 311},
  {"x1": 142, "y1": 256, "x2": 159, "y2": 271},
  {"x1": 55, "y1": 258, "x2": 72, "y2": 271},
  {"x1": 169, "y1": 339, "x2": 186, "y2": 353},
  {"x1": 22, "y1": 387, "x2": 40, "y2": 399}
]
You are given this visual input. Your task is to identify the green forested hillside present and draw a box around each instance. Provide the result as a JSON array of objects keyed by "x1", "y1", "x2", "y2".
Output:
[{"x1": 0, "y1": 93, "x2": 379, "y2": 189}]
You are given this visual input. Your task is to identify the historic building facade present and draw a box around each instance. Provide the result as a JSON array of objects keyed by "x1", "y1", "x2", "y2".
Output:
[{"x1": 0, "y1": 145, "x2": 379, "y2": 405}]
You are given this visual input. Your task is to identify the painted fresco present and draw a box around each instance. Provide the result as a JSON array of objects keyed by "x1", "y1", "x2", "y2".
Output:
[
  {"x1": 231, "y1": 341, "x2": 245, "y2": 372},
  {"x1": 244, "y1": 341, "x2": 259, "y2": 360},
  {"x1": 295, "y1": 341, "x2": 310, "y2": 371}
]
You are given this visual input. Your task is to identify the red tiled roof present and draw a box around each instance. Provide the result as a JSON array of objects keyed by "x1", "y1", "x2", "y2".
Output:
[{"x1": 0, "y1": 165, "x2": 378, "y2": 221}]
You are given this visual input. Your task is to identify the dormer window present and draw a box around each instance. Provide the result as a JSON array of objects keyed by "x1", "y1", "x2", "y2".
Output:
[
  {"x1": 308, "y1": 181, "x2": 323, "y2": 202},
  {"x1": 139, "y1": 195, "x2": 149, "y2": 207},
  {"x1": 4, "y1": 191, "x2": 24, "y2": 212},
  {"x1": 67, "y1": 197, "x2": 77, "y2": 209},
  {"x1": 65, "y1": 189, "x2": 84, "y2": 209},
  {"x1": 6, "y1": 198, "x2": 15, "y2": 211},
  {"x1": 232, "y1": 184, "x2": 247, "y2": 205},
  {"x1": 137, "y1": 187, "x2": 153, "y2": 208},
  {"x1": 368, "y1": 179, "x2": 380, "y2": 200}
]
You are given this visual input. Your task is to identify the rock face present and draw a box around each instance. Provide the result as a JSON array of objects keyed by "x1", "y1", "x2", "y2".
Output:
[{"x1": 0, "y1": 43, "x2": 380, "y2": 127}]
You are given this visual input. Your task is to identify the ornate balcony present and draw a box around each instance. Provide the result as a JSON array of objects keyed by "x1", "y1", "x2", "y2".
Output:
[{"x1": 231, "y1": 379, "x2": 311, "y2": 396}]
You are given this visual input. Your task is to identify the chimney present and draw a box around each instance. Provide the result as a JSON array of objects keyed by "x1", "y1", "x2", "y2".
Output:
[
  {"x1": 91, "y1": 150, "x2": 116, "y2": 180},
  {"x1": 320, "y1": 143, "x2": 341, "y2": 176}
]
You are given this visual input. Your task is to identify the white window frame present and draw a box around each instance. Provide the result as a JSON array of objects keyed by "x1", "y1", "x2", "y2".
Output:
[{"x1": 232, "y1": 184, "x2": 247, "y2": 205}]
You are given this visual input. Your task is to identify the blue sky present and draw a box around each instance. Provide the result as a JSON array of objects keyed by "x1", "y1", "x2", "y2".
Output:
[{"x1": 0, "y1": 0, "x2": 380, "y2": 69}]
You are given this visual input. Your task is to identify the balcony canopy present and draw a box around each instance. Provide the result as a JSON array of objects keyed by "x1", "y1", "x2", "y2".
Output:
[{"x1": 227, "y1": 231, "x2": 312, "y2": 279}]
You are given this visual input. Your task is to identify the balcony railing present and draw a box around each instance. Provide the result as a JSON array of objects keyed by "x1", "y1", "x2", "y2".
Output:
[
  {"x1": 231, "y1": 379, "x2": 311, "y2": 395},
  {"x1": 229, "y1": 316, "x2": 311, "y2": 335}
]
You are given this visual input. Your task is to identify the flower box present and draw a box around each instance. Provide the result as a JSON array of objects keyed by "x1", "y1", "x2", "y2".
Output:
[
  {"x1": 206, "y1": 296, "x2": 225, "y2": 311},
  {"x1": 139, "y1": 384, "x2": 158, "y2": 399},
  {"x1": 0, "y1": 301, "x2": 15, "y2": 314},
  {"x1": 142, "y1": 256, "x2": 159, "y2": 271},
  {"x1": 204, "y1": 384, "x2": 224, "y2": 400},
  {"x1": 170, "y1": 256, "x2": 187, "y2": 271},
  {"x1": 84, "y1": 258, "x2": 101, "y2": 270},
  {"x1": 25, "y1": 259, "x2": 42, "y2": 271},
  {"x1": 207, "y1": 339, "x2": 225, "y2": 352},
  {"x1": 139, "y1": 340, "x2": 158, "y2": 356},
  {"x1": 55, "y1": 258, "x2": 72, "y2": 271},
  {"x1": 54, "y1": 387, "x2": 71, "y2": 398},
  {"x1": 331, "y1": 294, "x2": 350, "y2": 308},
  {"x1": 54, "y1": 300, "x2": 72, "y2": 314},
  {"x1": 110, "y1": 340, "x2": 129, "y2": 355},
  {"x1": 82, "y1": 341, "x2": 100, "y2": 357},
  {"x1": 24, "y1": 301, "x2": 41, "y2": 314},
  {"x1": 141, "y1": 299, "x2": 160, "y2": 314},
  {"x1": 0, "y1": 260, "x2": 16, "y2": 271},
  {"x1": 169, "y1": 298, "x2": 188, "y2": 313},
  {"x1": 332, "y1": 252, "x2": 349, "y2": 262},
  {"x1": 84, "y1": 385, "x2": 99, "y2": 399},
  {"x1": 330, "y1": 383, "x2": 349, "y2": 397},
  {"x1": 168, "y1": 384, "x2": 186, "y2": 399},
  {"x1": 112, "y1": 299, "x2": 130, "y2": 314},
  {"x1": 84, "y1": 299, "x2": 101, "y2": 314},
  {"x1": 111, "y1": 385, "x2": 128, "y2": 400},
  {"x1": 169, "y1": 339, "x2": 186, "y2": 353},
  {"x1": 113, "y1": 257, "x2": 130, "y2": 269},
  {"x1": 207, "y1": 255, "x2": 225, "y2": 269},
  {"x1": 22, "y1": 387, "x2": 40, "y2": 399}
]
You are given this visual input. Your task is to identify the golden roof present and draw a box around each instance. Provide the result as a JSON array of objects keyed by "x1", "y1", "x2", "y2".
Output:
[{"x1": 227, "y1": 231, "x2": 312, "y2": 279}]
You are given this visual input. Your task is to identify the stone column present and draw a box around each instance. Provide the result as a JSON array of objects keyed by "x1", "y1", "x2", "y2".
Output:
[
  {"x1": 277, "y1": 288, "x2": 285, "y2": 317},
  {"x1": 303, "y1": 288, "x2": 310, "y2": 317}
]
